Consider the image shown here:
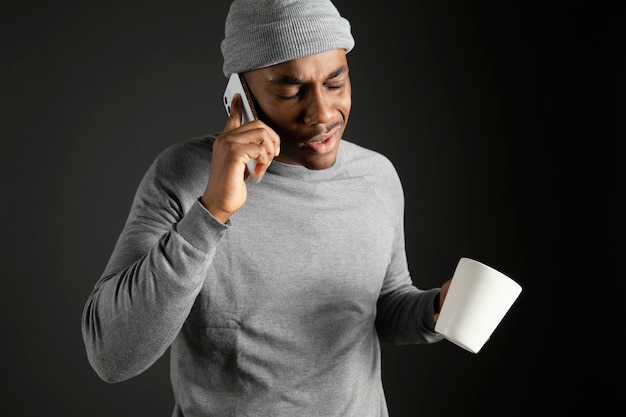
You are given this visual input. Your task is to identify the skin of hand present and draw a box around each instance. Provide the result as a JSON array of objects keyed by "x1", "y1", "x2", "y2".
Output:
[
  {"x1": 434, "y1": 279, "x2": 452, "y2": 322},
  {"x1": 200, "y1": 94, "x2": 280, "y2": 223}
]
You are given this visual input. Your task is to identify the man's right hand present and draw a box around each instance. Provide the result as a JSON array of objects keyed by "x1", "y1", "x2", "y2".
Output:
[{"x1": 200, "y1": 94, "x2": 280, "y2": 224}]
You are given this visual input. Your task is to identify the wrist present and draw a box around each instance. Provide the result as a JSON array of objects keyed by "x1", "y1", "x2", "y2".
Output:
[{"x1": 200, "y1": 196, "x2": 232, "y2": 224}]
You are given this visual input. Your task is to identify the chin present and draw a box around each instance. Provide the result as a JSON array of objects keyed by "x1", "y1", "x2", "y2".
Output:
[
  {"x1": 303, "y1": 152, "x2": 339, "y2": 170},
  {"x1": 278, "y1": 148, "x2": 339, "y2": 170}
]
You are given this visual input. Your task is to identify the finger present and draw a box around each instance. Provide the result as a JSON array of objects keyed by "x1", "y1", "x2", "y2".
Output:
[
  {"x1": 214, "y1": 120, "x2": 280, "y2": 181},
  {"x1": 242, "y1": 123, "x2": 280, "y2": 157},
  {"x1": 223, "y1": 93, "x2": 244, "y2": 131},
  {"x1": 266, "y1": 128, "x2": 280, "y2": 157},
  {"x1": 258, "y1": 134, "x2": 279, "y2": 162},
  {"x1": 225, "y1": 125, "x2": 279, "y2": 164},
  {"x1": 247, "y1": 130, "x2": 280, "y2": 175},
  {"x1": 243, "y1": 142, "x2": 271, "y2": 180}
]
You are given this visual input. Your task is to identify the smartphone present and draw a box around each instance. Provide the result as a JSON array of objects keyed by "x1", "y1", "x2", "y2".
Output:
[{"x1": 223, "y1": 73, "x2": 263, "y2": 183}]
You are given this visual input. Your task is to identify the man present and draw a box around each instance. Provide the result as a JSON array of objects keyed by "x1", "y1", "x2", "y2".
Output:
[{"x1": 82, "y1": 1, "x2": 451, "y2": 415}]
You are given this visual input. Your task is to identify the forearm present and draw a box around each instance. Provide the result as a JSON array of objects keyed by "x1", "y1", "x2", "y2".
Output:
[
  {"x1": 375, "y1": 285, "x2": 442, "y2": 345},
  {"x1": 81, "y1": 202, "x2": 227, "y2": 382}
]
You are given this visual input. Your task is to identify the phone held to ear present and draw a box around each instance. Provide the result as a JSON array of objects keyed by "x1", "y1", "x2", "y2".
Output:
[{"x1": 223, "y1": 73, "x2": 264, "y2": 183}]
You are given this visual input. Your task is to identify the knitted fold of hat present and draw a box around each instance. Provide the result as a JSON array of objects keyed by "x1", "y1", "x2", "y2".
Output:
[{"x1": 221, "y1": 0, "x2": 354, "y2": 77}]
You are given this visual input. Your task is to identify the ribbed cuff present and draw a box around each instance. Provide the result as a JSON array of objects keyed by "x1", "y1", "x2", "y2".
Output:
[{"x1": 174, "y1": 200, "x2": 230, "y2": 253}]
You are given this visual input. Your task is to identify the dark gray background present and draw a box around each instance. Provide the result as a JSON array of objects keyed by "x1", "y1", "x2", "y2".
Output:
[{"x1": 2, "y1": 1, "x2": 623, "y2": 416}]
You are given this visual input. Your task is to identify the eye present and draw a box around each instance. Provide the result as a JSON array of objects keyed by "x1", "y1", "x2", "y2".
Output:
[
  {"x1": 278, "y1": 93, "x2": 300, "y2": 100},
  {"x1": 274, "y1": 84, "x2": 303, "y2": 100},
  {"x1": 325, "y1": 77, "x2": 347, "y2": 91},
  {"x1": 326, "y1": 83, "x2": 344, "y2": 90}
]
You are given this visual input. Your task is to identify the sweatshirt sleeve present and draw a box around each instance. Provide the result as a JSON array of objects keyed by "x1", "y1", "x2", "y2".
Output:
[
  {"x1": 371, "y1": 156, "x2": 444, "y2": 345},
  {"x1": 81, "y1": 139, "x2": 228, "y2": 383}
]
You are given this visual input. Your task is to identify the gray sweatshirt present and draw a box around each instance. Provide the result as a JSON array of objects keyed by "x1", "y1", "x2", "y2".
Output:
[{"x1": 82, "y1": 135, "x2": 442, "y2": 417}]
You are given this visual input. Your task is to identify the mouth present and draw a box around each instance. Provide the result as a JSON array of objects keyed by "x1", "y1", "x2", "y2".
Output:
[{"x1": 302, "y1": 125, "x2": 341, "y2": 155}]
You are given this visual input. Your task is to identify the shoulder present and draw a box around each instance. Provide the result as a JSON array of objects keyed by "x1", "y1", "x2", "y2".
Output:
[
  {"x1": 339, "y1": 139, "x2": 405, "y2": 215},
  {"x1": 339, "y1": 140, "x2": 402, "y2": 190},
  {"x1": 153, "y1": 135, "x2": 214, "y2": 172},
  {"x1": 140, "y1": 135, "x2": 215, "y2": 199}
]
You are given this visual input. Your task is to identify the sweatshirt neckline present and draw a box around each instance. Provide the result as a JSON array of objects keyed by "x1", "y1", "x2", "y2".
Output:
[{"x1": 266, "y1": 141, "x2": 344, "y2": 181}]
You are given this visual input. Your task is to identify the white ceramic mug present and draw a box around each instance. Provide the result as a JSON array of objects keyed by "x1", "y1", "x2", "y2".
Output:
[{"x1": 434, "y1": 257, "x2": 522, "y2": 353}]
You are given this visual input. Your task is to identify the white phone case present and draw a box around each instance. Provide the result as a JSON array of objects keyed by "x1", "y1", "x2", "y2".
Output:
[{"x1": 223, "y1": 73, "x2": 263, "y2": 183}]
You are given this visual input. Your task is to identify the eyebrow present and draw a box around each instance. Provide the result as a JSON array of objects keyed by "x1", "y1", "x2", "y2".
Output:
[{"x1": 268, "y1": 65, "x2": 348, "y2": 85}]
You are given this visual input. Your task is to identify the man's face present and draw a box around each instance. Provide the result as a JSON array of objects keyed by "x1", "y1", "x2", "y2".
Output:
[{"x1": 243, "y1": 49, "x2": 351, "y2": 170}]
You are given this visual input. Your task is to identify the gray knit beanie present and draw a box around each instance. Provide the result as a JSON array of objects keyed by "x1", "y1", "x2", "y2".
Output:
[{"x1": 221, "y1": 0, "x2": 355, "y2": 78}]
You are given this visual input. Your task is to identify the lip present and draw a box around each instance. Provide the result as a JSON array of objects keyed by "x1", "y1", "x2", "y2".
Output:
[{"x1": 303, "y1": 127, "x2": 340, "y2": 155}]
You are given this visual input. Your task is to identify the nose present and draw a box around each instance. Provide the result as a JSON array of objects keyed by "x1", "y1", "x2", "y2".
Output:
[{"x1": 303, "y1": 86, "x2": 333, "y2": 125}]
